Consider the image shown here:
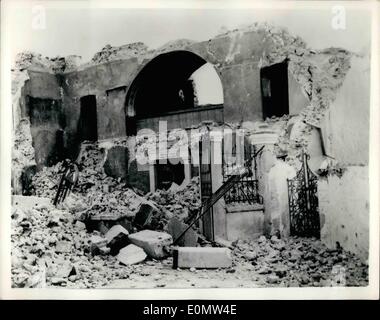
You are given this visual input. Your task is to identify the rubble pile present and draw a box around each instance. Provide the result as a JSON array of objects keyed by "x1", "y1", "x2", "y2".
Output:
[
  {"x1": 32, "y1": 143, "x2": 118, "y2": 199},
  {"x1": 91, "y1": 42, "x2": 149, "y2": 64},
  {"x1": 13, "y1": 51, "x2": 82, "y2": 74},
  {"x1": 31, "y1": 140, "x2": 201, "y2": 233},
  {"x1": 11, "y1": 201, "x2": 177, "y2": 288},
  {"x1": 234, "y1": 236, "x2": 368, "y2": 287},
  {"x1": 145, "y1": 177, "x2": 202, "y2": 230},
  {"x1": 11, "y1": 204, "x2": 122, "y2": 288}
]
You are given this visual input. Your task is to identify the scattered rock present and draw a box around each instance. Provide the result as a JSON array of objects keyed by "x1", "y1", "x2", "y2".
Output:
[
  {"x1": 105, "y1": 225, "x2": 130, "y2": 256},
  {"x1": 266, "y1": 274, "x2": 280, "y2": 284},
  {"x1": 55, "y1": 241, "x2": 72, "y2": 253},
  {"x1": 117, "y1": 244, "x2": 147, "y2": 265},
  {"x1": 90, "y1": 235, "x2": 107, "y2": 256}
]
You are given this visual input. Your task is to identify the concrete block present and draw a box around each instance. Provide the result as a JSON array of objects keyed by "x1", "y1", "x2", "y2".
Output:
[
  {"x1": 105, "y1": 225, "x2": 130, "y2": 256},
  {"x1": 173, "y1": 247, "x2": 232, "y2": 269},
  {"x1": 117, "y1": 244, "x2": 147, "y2": 265},
  {"x1": 128, "y1": 230, "x2": 172, "y2": 259}
]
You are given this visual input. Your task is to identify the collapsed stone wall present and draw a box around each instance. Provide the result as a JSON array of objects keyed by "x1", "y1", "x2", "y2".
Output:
[
  {"x1": 11, "y1": 70, "x2": 35, "y2": 195},
  {"x1": 11, "y1": 23, "x2": 369, "y2": 260}
]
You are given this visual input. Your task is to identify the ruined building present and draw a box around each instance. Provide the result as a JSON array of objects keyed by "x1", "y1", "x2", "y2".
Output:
[{"x1": 11, "y1": 24, "x2": 370, "y2": 261}]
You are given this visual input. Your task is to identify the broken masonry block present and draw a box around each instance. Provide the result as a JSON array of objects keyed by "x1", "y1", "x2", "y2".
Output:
[
  {"x1": 54, "y1": 261, "x2": 76, "y2": 278},
  {"x1": 133, "y1": 201, "x2": 159, "y2": 229},
  {"x1": 128, "y1": 230, "x2": 172, "y2": 259},
  {"x1": 74, "y1": 220, "x2": 86, "y2": 230},
  {"x1": 55, "y1": 241, "x2": 72, "y2": 254},
  {"x1": 105, "y1": 224, "x2": 129, "y2": 243},
  {"x1": 167, "y1": 217, "x2": 198, "y2": 247},
  {"x1": 105, "y1": 225, "x2": 130, "y2": 256},
  {"x1": 90, "y1": 234, "x2": 107, "y2": 256},
  {"x1": 117, "y1": 244, "x2": 147, "y2": 265},
  {"x1": 25, "y1": 272, "x2": 46, "y2": 288},
  {"x1": 99, "y1": 246, "x2": 111, "y2": 255},
  {"x1": 98, "y1": 221, "x2": 109, "y2": 235},
  {"x1": 172, "y1": 247, "x2": 232, "y2": 269},
  {"x1": 117, "y1": 217, "x2": 134, "y2": 233}
]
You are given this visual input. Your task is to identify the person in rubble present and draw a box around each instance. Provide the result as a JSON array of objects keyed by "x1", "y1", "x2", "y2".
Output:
[{"x1": 53, "y1": 159, "x2": 80, "y2": 206}]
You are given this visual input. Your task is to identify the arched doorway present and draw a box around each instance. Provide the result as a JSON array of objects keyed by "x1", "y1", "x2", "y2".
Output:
[{"x1": 125, "y1": 50, "x2": 224, "y2": 134}]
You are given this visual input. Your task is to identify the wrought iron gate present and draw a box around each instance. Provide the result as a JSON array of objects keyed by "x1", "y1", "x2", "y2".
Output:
[{"x1": 287, "y1": 152, "x2": 320, "y2": 238}]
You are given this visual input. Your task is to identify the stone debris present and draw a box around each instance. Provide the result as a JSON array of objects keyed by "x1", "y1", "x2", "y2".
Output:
[
  {"x1": 11, "y1": 198, "x2": 368, "y2": 288},
  {"x1": 233, "y1": 236, "x2": 368, "y2": 287},
  {"x1": 14, "y1": 51, "x2": 82, "y2": 73},
  {"x1": 31, "y1": 141, "x2": 201, "y2": 235},
  {"x1": 90, "y1": 235, "x2": 108, "y2": 256},
  {"x1": 105, "y1": 225, "x2": 130, "y2": 256},
  {"x1": 91, "y1": 43, "x2": 148, "y2": 64},
  {"x1": 129, "y1": 230, "x2": 173, "y2": 259},
  {"x1": 117, "y1": 244, "x2": 147, "y2": 266},
  {"x1": 11, "y1": 204, "x2": 125, "y2": 288},
  {"x1": 133, "y1": 201, "x2": 159, "y2": 229}
]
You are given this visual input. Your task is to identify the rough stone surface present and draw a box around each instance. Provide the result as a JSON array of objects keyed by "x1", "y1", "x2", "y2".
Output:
[
  {"x1": 129, "y1": 230, "x2": 173, "y2": 259},
  {"x1": 103, "y1": 146, "x2": 129, "y2": 179},
  {"x1": 105, "y1": 225, "x2": 130, "y2": 256},
  {"x1": 133, "y1": 202, "x2": 159, "y2": 229},
  {"x1": 90, "y1": 235, "x2": 107, "y2": 256}
]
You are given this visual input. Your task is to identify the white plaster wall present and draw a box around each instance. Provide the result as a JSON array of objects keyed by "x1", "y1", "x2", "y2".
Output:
[
  {"x1": 320, "y1": 55, "x2": 370, "y2": 166},
  {"x1": 226, "y1": 210, "x2": 264, "y2": 241},
  {"x1": 288, "y1": 71, "x2": 310, "y2": 116},
  {"x1": 318, "y1": 166, "x2": 369, "y2": 261},
  {"x1": 255, "y1": 144, "x2": 277, "y2": 235},
  {"x1": 267, "y1": 160, "x2": 296, "y2": 238}
]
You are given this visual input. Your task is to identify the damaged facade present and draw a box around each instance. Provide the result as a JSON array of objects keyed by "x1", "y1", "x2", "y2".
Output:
[{"x1": 11, "y1": 22, "x2": 370, "y2": 284}]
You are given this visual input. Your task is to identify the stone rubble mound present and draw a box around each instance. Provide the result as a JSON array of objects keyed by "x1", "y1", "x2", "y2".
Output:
[
  {"x1": 31, "y1": 141, "x2": 202, "y2": 233},
  {"x1": 91, "y1": 42, "x2": 149, "y2": 64},
  {"x1": 233, "y1": 235, "x2": 368, "y2": 287},
  {"x1": 11, "y1": 204, "x2": 122, "y2": 288},
  {"x1": 14, "y1": 51, "x2": 82, "y2": 73}
]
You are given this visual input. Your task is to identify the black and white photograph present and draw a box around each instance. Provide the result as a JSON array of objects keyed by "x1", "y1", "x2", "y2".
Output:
[{"x1": 0, "y1": 0, "x2": 378, "y2": 299}]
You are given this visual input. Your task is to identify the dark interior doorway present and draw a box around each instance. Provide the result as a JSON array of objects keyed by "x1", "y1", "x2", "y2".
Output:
[
  {"x1": 260, "y1": 60, "x2": 289, "y2": 120},
  {"x1": 78, "y1": 95, "x2": 98, "y2": 142},
  {"x1": 155, "y1": 160, "x2": 185, "y2": 190}
]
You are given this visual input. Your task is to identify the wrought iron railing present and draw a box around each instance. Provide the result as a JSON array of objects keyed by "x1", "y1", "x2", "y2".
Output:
[
  {"x1": 222, "y1": 151, "x2": 263, "y2": 205},
  {"x1": 224, "y1": 178, "x2": 263, "y2": 205}
]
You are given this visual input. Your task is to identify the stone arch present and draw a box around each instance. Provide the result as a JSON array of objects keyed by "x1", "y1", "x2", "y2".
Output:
[{"x1": 124, "y1": 50, "x2": 224, "y2": 133}]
